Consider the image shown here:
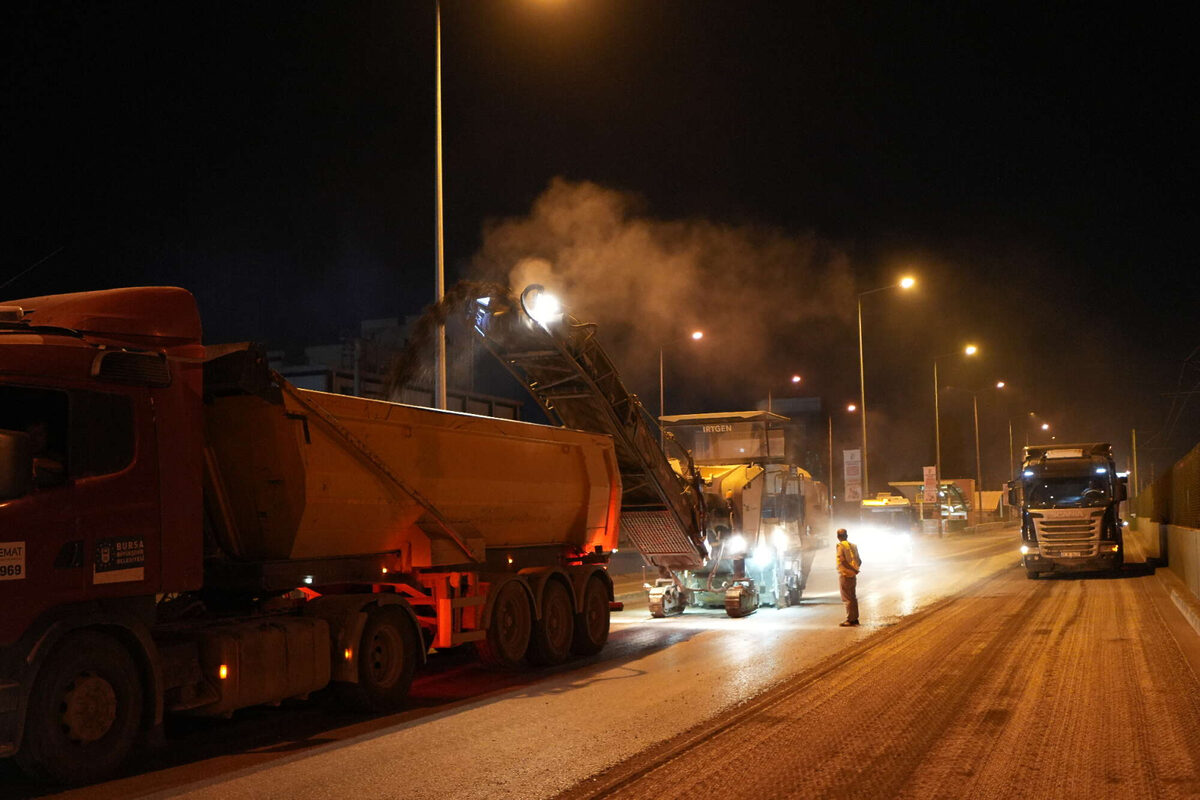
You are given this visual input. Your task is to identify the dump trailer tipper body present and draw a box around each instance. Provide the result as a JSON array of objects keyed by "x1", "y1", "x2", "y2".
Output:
[
  {"x1": 1014, "y1": 442, "x2": 1126, "y2": 578},
  {"x1": 0, "y1": 287, "x2": 619, "y2": 784}
]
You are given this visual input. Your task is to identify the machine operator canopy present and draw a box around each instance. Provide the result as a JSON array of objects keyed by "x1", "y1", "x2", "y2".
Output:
[{"x1": 660, "y1": 411, "x2": 790, "y2": 465}]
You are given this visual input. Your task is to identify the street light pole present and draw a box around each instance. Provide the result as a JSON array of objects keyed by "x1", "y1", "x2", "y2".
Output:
[
  {"x1": 857, "y1": 295, "x2": 868, "y2": 497},
  {"x1": 855, "y1": 276, "x2": 915, "y2": 501},
  {"x1": 973, "y1": 393, "x2": 983, "y2": 523},
  {"x1": 827, "y1": 413, "x2": 834, "y2": 513},
  {"x1": 658, "y1": 331, "x2": 704, "y2": 450},
  {"x1": 433, "y1": 0, "x2": 447, "y2": 410},
  {"x1": 658, "y1": 346, "x2": 665, "y2": 448},
  {"x1": 934, "y1": 358, "x2": 942, "y2": 488}
]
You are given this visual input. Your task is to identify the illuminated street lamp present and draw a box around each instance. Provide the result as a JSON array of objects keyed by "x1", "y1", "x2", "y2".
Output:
[
  {"x1": 659, "y1": 330, "x2": 704, "y2": 446},
  {"x1": 856, "y1": 275, "x2": 916, "y2": 498},
  {"x1": 767, "y1": 373, "x2": 802, "y2": 413},
  {"x1": 933, "y1": 343, "x2": 979, "y2": 530},
  {"x1": 941, "y1": 379, "x2": 1006, "y2": 522},
  {"x1": 828, "y1": 402, "x2": 859, "y2": 513}
]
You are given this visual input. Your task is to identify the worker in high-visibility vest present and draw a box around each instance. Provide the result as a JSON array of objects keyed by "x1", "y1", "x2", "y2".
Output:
[{"x1": 835, "y1": 528, "x2": 861, "y2": 626}]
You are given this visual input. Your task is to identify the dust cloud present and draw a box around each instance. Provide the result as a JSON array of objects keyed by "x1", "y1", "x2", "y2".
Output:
[{"x1": 470, "y1": 178, "x2": 859, "y2": 411}]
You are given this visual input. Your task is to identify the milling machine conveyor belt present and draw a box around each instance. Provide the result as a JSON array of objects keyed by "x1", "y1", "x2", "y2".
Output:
[{"x1": 466, "y1": 290, "x2": 708, "y2": 571}]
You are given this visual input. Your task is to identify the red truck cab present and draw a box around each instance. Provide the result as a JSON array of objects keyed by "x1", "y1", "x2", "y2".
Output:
[{"x1": 0, "y1": 287, "x2": 205, "y2": 778}]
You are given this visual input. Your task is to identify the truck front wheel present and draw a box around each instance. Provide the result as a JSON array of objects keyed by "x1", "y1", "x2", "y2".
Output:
[
  {"x1": 339, "y1": 606, "x2": 418, "y2": 713},
  {"x1": 15, "y1": 630, "x2": 143, "y2": 785}
]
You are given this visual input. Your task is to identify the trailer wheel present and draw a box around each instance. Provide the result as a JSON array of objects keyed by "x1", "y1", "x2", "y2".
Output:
[
  {"x1": 15, "y1": 630, "x2": 143, "y2": 785},
  {"x1": 339, "y1": 607, "x2": 417, "y2": 712},
  {"x1": 530, "y1": 579, "x2": 575, "y2": 665},
  {"x1": 476, "y1": 581, "x2": 532, "y2": 670},
  {"x1": 571, "y1": 574, "x2": 611, "y2": 656}
]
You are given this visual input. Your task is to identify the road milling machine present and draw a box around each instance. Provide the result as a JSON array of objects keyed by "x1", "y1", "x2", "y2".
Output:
[
  {"x1": 659, "y1": 413, "x2": 831, "y2": 616},
  {"x1": 463, "y1": 285, "x2": 828, "y2": 618}
]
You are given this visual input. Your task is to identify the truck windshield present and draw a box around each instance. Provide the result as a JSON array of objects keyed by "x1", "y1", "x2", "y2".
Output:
[{"x1": 1025, "y1": 477, "x2": 1109, "y2": 508}]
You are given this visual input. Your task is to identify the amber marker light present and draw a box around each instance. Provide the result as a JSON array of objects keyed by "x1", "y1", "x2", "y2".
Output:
[{"x1": 219, "y1": 664, "x2": 228, "y2": 680}]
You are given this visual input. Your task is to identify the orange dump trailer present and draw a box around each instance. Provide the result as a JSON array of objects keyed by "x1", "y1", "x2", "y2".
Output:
[{"x1": 0, "y1": 287, "x2": 620, "y2": 784}]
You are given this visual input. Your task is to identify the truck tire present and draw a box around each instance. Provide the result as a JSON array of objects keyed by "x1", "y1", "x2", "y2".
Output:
[
  {"x1": 571, "y1": 574, "x2": 610, "y2": 656},
  {"x1": 15, "y1": 630, "x2": 143, "y2": 785},
  {"x1": 530, "y1": 579, "x2": 575, "y2": 666},
  {"x1": 338, "y1": 606, "x2": 418, "y2": 712},
  {"x1": 1026, "y1": 570, "x2": 1040, "y2": 579},
  {"x1": 476, "y1": 581, "x2": 532, "y2": 670}
]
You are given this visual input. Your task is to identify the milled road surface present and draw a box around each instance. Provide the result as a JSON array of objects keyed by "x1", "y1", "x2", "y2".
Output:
[
  {"x1": 13, "y1": 527, "x2": 1200, "y2": 799},
  {"x1": 566, "y1": 553, "x2": 1200, "y2": 799}
]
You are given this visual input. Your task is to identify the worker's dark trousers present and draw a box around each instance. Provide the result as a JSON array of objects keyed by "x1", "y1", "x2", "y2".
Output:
[{"x1": 839, "y1": 574, "x2": 858, "y2": 623}]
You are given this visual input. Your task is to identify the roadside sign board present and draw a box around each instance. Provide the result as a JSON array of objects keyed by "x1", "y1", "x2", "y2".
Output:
[
  {"x1": 844, "y1": 449, "x2": 862, "y2": 502},
  {"x1": 923, "y1": 465, "x2": 938, "y2": 503}
]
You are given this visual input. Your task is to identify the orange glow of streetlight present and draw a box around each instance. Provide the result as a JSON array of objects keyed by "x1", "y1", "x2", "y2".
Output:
[
  {"x1": 690, "y1": 330, "x2": 704, "y2": 340},
  {"x1": 996, "y1": 380, "x2": 1006, "y2": 388},
  {"x1": 847, "y1": 403, "x2": 857, "y2": 412},
  {"x1": 1041, "y1": 422, "x2": 1050, "y2": 431},
  {"x1": 964, "y1": 344, "x2": 978, "y2": 356},
  {"x1": 791, "y1": 374, "x2": 802, "y2": 384},
  {"x1": 899, "y1": 276, "x2": 916, "y2": 289}
]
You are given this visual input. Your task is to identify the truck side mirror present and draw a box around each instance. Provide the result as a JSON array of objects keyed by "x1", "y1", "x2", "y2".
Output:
[
  {"x1": 0, "y1": 430, "x2": 33, "y2": 501},
  {"x1": 1006, "y1": 480, "x2": 1019, "y2": 507},
  {"x1": 1118, "y1": 477, "x2": 1128, "y2": 502}
]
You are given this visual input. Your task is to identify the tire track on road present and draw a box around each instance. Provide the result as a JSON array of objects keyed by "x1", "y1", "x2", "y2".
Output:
[{"x1": 563, "y1": 564, "x2": 1200, "y2": 800}]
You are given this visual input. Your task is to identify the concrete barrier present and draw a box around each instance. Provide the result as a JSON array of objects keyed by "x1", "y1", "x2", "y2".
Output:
[{"x1": 1130, "y1": 519, "x2": 1200, "y2": 621}]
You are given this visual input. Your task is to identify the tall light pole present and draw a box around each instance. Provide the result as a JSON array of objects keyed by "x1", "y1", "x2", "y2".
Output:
[
  {"x1": 659, "y1": 330, "x2": 704, "y2": 447},
  {"x1": 856, "y1": 275, "x2": 915, "y2": 499},
  {"x1": 972, "y1": 393, "x2": 983, "y2": 522},
  {"x1": 829, "y1": 403, "x2": 858, "y2": 512},
  {"x1": 433, "y1": 0, "x2": 447, "y2": 410},
  {"x1": 948, "y1": 379, "x2": 1010, "y2": 522},
  {"x1": 933, "y1": 344, "x2": 978, "y2": 531}
]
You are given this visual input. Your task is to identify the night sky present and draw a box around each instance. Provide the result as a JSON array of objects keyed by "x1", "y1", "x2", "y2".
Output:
[{"x1": 4, "y1": 1, "x2": 1196, "y2": 485}]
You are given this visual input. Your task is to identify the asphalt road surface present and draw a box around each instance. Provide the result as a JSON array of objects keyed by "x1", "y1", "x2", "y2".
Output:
[{"x1": 10, "y1": 526, "x2": 1200, "y2": 799}]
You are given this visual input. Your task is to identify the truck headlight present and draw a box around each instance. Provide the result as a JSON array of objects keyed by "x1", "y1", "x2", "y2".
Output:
[{"x1": 1019, "y1": 545, "x2": 1031, "y2": 555}]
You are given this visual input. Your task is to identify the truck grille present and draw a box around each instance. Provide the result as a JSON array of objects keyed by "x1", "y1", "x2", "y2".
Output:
[{"x1": 1033, "y1": 516, "x2": 1101, "y2": 558}]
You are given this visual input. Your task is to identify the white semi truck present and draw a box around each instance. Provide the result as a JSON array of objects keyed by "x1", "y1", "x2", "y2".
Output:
[{"x1": 1012, "y1": 442, "x2": 1127, "y2": 578}]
